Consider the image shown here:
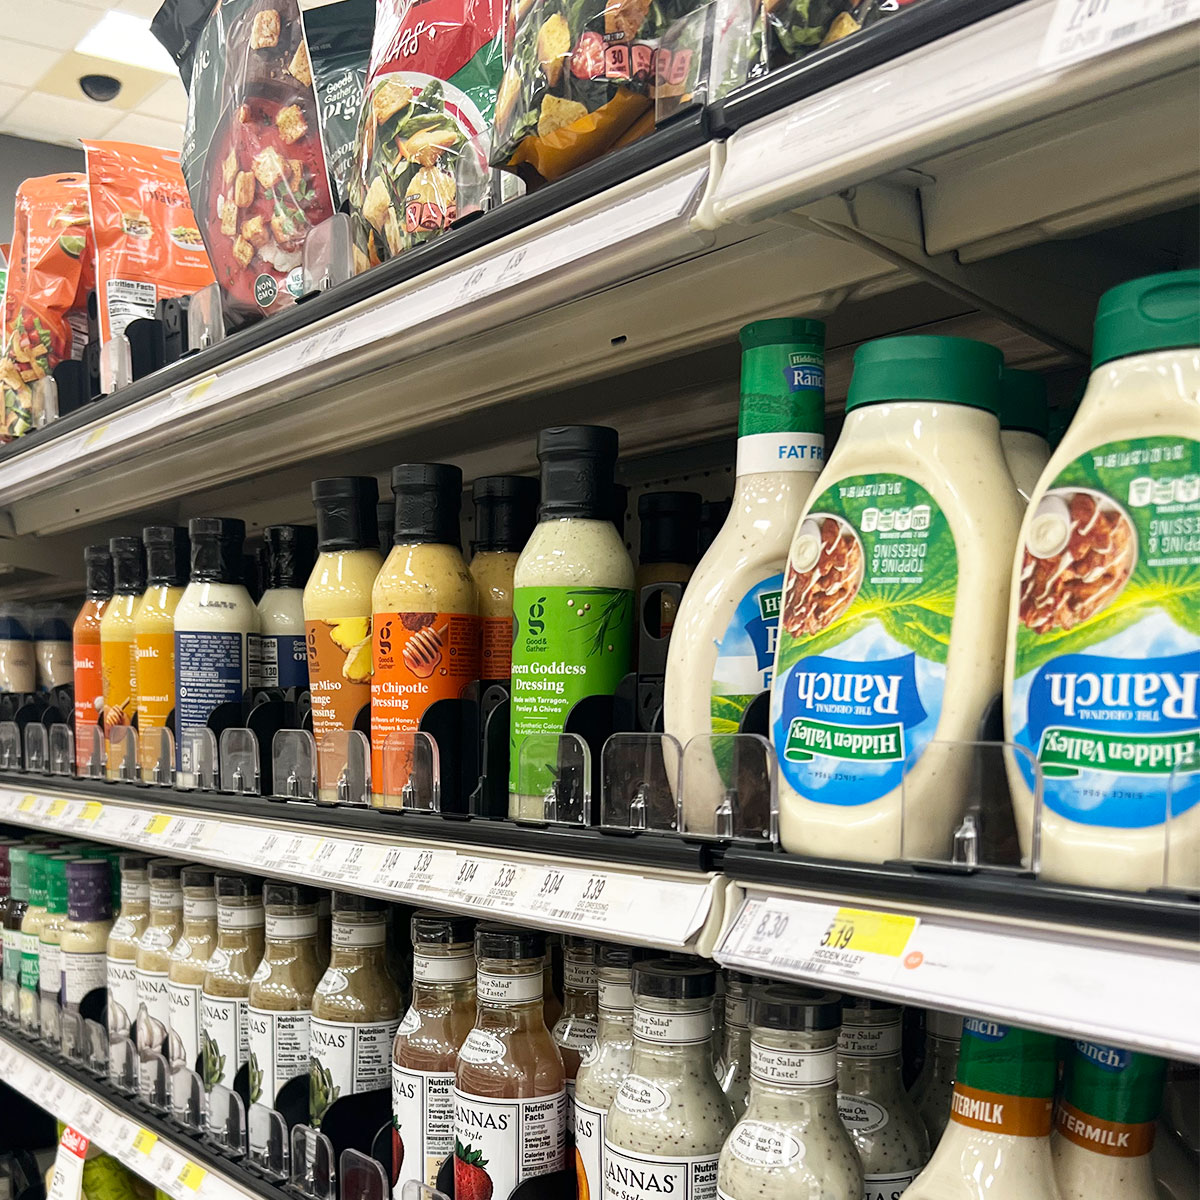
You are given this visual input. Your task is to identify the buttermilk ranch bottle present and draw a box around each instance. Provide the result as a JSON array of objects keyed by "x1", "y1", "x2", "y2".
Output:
[
  {"x1": 664, "y1": 319, "x2": 826, "y2": 833},
  {"x1": 1005, "y1": 270, "x2": 1200, "y2": 891},
  {"x1": 771, "y1": 336, "x2": 1022, "y2": 862}
]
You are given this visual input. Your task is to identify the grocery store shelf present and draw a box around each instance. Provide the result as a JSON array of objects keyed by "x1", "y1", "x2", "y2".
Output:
[
  {"x1": 0, "y1": 780, "x2": 725, "y2": 956},
  {"x1": 716, "y1": 852, "x2": 1199, "y2": 1060},
  {"x1": 0, "y1": 1031, "x2": 268, "y2": 1200}
]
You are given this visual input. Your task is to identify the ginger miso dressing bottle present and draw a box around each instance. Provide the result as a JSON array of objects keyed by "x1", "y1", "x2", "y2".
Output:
[
  {"x1": 100, "y1": 536, "x2": 146, "y2": 750},
  {"x1": 664, "y1": 320, "x2": 826, "y2": 834},
  {"x1": 73, "y1": 544, "x2": 113, "y2": 770},
  {"x1": 254, "y1": 525, "x2": 317, "y2": 690},
  {"x1": 509, "y1": 426, "x2": 634, "y2": 819}
]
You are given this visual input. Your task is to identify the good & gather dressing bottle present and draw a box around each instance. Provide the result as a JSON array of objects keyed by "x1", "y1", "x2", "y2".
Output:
[
  {"x1": 18, "y1": 850, "x2": 53, "y2": 1033},
  {"x1": 665, "y1": 320, "x2": 826, "y2": 833},
  {"x1": 772, "y1": 336, "x2": 1022, "y2": 862},
  {"x1": 253, "y1": 525, "x2": 316, "y2": 690},
  {"x1": 73, "y1": 544, "x2": 113, "y2": 769},
  {"x1": 99, "y1": 535, "x2": 146, "y2": 749}
]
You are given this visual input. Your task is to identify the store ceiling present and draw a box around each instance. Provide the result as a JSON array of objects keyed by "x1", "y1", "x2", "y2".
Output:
[{"x1": 0, "y1": 0, "x2": 186, "y2": 151}]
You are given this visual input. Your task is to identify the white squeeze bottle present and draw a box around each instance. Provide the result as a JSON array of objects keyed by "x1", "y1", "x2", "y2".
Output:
[
  {"x1": 770, "y1": 336, "x2": 1023, "y2": 862},
  {"x1": 1005, "y1": 269, "x2": 1199, "y2": 891},
  {"x1": 664, "y1": 319, "x2": 826, "y2": 833}
]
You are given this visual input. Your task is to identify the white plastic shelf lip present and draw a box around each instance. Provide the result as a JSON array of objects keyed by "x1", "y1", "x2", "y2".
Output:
[
  {"x1": 717, "y1": 889, "x2": 1199, "y2": 1060},
  {"x1": 0, "y1": 786, "x2": 716, "y2": 950},
  {"x1": 0, "y1": 162, "x2": 708, "y2": 503},
  {"x1": 0, "y1": 1032, "x2": 250, "y2": 1200},
  {"x1": 709, "y1": 0, "x2": 1198, "y2": 227}
]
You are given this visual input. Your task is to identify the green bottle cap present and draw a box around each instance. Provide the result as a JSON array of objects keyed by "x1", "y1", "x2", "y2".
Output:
[
  {"x1": 737, "y1": 319, "x2": 826, "y2": 441},
  {"x1": 739, "y1": 318, "x2": 826, "y2": 351},
  {"x1": 998, "y1": 368, "x2": 1050, "y2": 437},
  {"x1": 45, "y1": 856, "x2": 73, "y2": 915},
  {"x1": 28, "y1": 851, "x2": 48, "y2": 907},
  {"x1": 846, "y1": 335, "x2": 1003, "y2": 415},
  {"x1": 1092, "y1": 269, "x2": 1200, "y2": 369},
  {"x1": 8, "y1": 847, "x2": 29, "y2": 901}
]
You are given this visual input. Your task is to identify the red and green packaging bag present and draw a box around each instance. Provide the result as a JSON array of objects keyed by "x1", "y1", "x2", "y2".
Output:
[
  {"x1": 349, "y1": 0, "x2": 504, "y2": 272},
  {"x1": 947, "y1": 1018, "x2": 1057, "y2": 1138},
  {"x1": 1056, "y1": 1041, "x2": 1164, "y2": 1159}
]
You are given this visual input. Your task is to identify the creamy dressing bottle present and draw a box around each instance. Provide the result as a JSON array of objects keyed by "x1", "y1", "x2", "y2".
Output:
[
  {"x1": 99, "y1": 536, "x2": 146, "y2": 748},
  {"x1": 34, "y1": 603, "x2": 73, "y2": 690},
  {"x1": 1052, "y1": 1041, "x2": 1165, "y2": 1200},
  {"x1": 253, "y1": 525, "x2": 316, "y2": 690},
  {"x1": 392, "y1": 911, "x2": 476, "y2": 1191},
  {"x1": 636, "y1": 491, "x2": 702, "y2": 637},
  {"x1": 904, "y1": 1018, "x2": 1060, "y2": 1200},
  {"x1": 999, "y1": 368, "x2": 1051, "y2": 501},
  {"x1": 372, "y1": 464, "x2": 480, "y2": 801},
  {"x1": 717, "y1": 985, "x2": 861, "y2": 1200},
  {"x1": 910, "y1": 1011, "x2": 962, "y2": 1148},
  {"x1": 605, "y1": 959, "x2": 733, "y2": 1199},
  {"x1": 469, "y1": 475, "x2": 539, "y2": 684},
  {"x1": 553, "y1": 935, "x2": 599, "y2": 1128},
  {"x1": 0, "y1": 604, "x2": 35, "y2": 694},
  {"x1": 105, "y1": 854, "x2": 149, "y2": 1042},
  {"x1": 837, "y1": 998, "x2": 929, "y2": 1195},
  {"x1": 304, "y1": 477, "x2": 383, "y2": 798},
  {"x1": 173, "y1": 519, "x2": 258, "y2": 775},
  {"x1": 61, "y1": 858, "x2": 112, "y2": 1014},
  {"x1": 1005, "y1": 271, "x2": 1200, "y2": 891},
  {"x1": 135, "y1": 859, "x2": 184, "y2": 1093},
  {"x1": 772, "y1": 336, "x2": 1022, "y2": 862},
  {"x1": 717, "y1": 971, "x2": 755, "y2": 1119},
  {"x1": 37, "y1": 855, "x2": 75, "y2": 1040},
  {"x1": 134, "y1": 526, "x2": 189, "y2": 777},
  {"x1": 73, "y1": 545, "x2": 112, "y2": 770},
  {"x1": 18, "y1": 850, "x2": 51, "y2": 1033},
  {"x1": 167, "y1": 865, "x2": 217, "y2": 1076},
  {"x1": 510, "y1": 426, "x2": 634, "y2": 818},
  {"x1": 1, "y1": 847, "x2": 29, "y2": 1021},
  {"x1": 665, "y1": 320, "x2": 826, "y2": 833}
]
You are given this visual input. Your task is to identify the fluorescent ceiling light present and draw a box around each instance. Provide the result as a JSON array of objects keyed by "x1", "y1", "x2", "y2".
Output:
[{"x1": 75, "y1": 11, "x2": 176, "y2": 75}]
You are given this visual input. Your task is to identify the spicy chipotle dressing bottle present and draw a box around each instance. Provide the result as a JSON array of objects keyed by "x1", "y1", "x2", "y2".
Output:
[{"x1": 73, "y1": 544, "x2": 113, "y2": 770}]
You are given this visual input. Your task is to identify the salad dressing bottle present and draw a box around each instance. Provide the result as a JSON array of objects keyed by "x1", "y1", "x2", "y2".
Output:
[
  {"x1": 18, "y1": 850, "x2": 52, "y2": 1033},
  {"x1": 371, "y1": 464, "x2": 480, "y2": 801},
  {"x1": 133, "y1": 526, "x2": 189, "y2": 777},
  {"x1": 99, "y1": 536, "x2": 146, "y2": 747},
  {"x1": 998, "y1": 368, "x2": 1051, "y2": 501},
  {"x1": 34, "y1": 604, "x2": 72, "y2": 690},
  {"x1": 911, "y1": 1011, "x2": 963, "y2": 1148},
  {"x1": 0, "y1": 604, "x2": 34, "y2": 694},
  {"x1": 552, "y1": 936, "x2": 599, "y2": 1128},
  {"x1": 173, "y1": 519, "x2": 258, "y2": 774},
  {"x1": 105, "y1": 854, "x2": 150, "y2": 1042},
  {"x1": 167, "y1": 865, "x2": 217, "y2": 1076},
  {"x1": 509, "y1": 427, "x2": 634, "y2": 818},
  {"x1": 253, "y1": 525, "x2": 316, "y2": 690},
  {"x1": 135, "y1": 859, "x2": 184, "y2": 1092},
  {"x1": 73, "y1": 544, "x2": 113, "y2": 770},
  {"x1": 717, "y1": 971, "x2": 756, "y2": 1119},
  {"x1": 60, "y1": 858, "x2": 113, "y2": 1015},
  {"x1": 304, "y1": 478, "x2": 382, "y2": 797},
  {"x1": 392, "y1": 911, "x2": 476, "y2": 1190},
  {"x1": 1, "y1": 847, "x2": 29, "y2": 1021},
  {"x1": 36, "y1": 854, "x2": 75, "y2": 1039},
  {"x1": 664, "y1": 320, "x2": 826, "y2": 833},
  {"x1": 469, "y1": 475, "x2": 539, "y2": 684},
  {"x1": 453, "y1": 925, "x2": 565, "y2": 1197},
  {"x1": 635, "y1": 490, "x2": 702, "y2": 636}
]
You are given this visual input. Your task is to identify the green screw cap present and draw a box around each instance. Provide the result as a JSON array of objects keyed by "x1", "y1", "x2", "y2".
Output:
[
  {"x1": 27, "y1": 851, "x2": 48, "y2": 907},
  {"x1": 9, "y1": 847, "x2": 29, "y2": 901},
  {"x1": 999, "y1": 368, "x2": 1050, "y2": 437},
  {"x1": 846, "y1": 336, "x2": 1003, "y2": 415},
  {"x1": 739, "y1": 318, "x2": 825, "y2": 351},
  {"x1": 1092, "y1": 269, "x2": 1200, "y2": 369}
]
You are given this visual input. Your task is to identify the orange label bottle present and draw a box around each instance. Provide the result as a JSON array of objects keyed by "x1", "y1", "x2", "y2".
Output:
[{"x1": 73, "y1": 545, "x2": 113, "y2": 770}]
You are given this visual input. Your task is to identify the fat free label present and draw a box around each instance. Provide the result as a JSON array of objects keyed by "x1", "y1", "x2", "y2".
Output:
[
  {"x1": 771, "y1": 474, "x2": 956, "y2": 806},
  {"x1": 1011, "y1": 437, "x2": 1199, "y2": 828}
]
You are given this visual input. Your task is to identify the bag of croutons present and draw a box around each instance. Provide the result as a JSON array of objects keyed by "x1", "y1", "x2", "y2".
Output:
[
  {"x1": 490, "y1": 0, "x2": 703, "y2": 184},
  {"x1": 154, "y1": 0, "x2": 337, "y2": 327},
  {"x1": 349, "y1": 0, "x2": 505, "y2": 272}
]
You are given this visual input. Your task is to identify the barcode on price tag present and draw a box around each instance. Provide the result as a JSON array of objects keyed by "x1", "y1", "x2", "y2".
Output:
[{"x1": 1039, "y1": 0, "x2": 1199, "y2": 69}]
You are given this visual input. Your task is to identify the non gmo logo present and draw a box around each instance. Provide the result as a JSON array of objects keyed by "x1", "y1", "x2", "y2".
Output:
[
  {"x1": 254, "y1": 273, "x2": 279, "y2": 309},
  {"x1": 964, "y1": 1018, "x2": 1006, "y2": 1041},
  {"x1": 1076, "y1": 1040, "x2": 1129, "y2": 1071}
]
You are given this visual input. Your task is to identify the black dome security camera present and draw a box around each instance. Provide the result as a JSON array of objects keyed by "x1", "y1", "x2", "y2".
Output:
[{"x1": 79, "y1": 74, "x2": 122, "y2": 103}]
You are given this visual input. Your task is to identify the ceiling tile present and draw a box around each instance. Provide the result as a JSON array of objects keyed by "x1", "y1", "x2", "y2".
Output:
[
  {"x1": 37, "y1": 52, "x2": 162, "y2": 111},
  {"x1": 104, "y1": 110, "x2": 183, "y2": 151},
  {"x1": 144, "y1": 77, "x2": 189, "y2": 125},
  {"x1": 116, "y1": 0, "x2": 167, "y2": 17},
  {"x1": 0, "y1": 0, "x2": 103, "y2": 51},
  {"x1": 0, "y1": 42, "x2": 59, "y2": 90},
  {"x1": 0, "y1": 84, "x2": 25, "y2": 122},
  {"x1": 2, "y1": 90, "x2": 122, "y2": 146}
]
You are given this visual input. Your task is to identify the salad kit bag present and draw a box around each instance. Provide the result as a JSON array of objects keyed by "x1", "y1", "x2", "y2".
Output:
[
  {"x1": 81, "y1": 140, "x2": 215, "y2": 347},
  {"x1": 0, "y1": 174, "x2": 93, "y2": 441},
  {"x1": 155, "y1": 0, "x2": 337, "y2": 325},
  {"x1": 349, "y1": 0, "x2": 505, "y2": 271}
]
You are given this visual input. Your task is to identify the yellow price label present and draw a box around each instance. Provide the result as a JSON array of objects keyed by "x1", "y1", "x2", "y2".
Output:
[
  {"x1": 83, "y1": 423, "x2": 110, "y2": 449},
  {"x1": 822, "y1": 907, "x2": 916, "y2": 957},
  {"x1": 80, "y1": 802, "x2": 102, "y2": 822},
  {"x1": 18, "y1": 795, "x2": 36, "y2": 813},
  {"x1": 178, "y1": 1163, "x2": 207, "y2": 1190},
  {"x1": 132, "y1": 1128, "x2": 157, "y2": 1156},
  {"x1": 144, "y1": 814, "x2": 171, "y2": 836},
  {"x1": 46, "y1": 800, "x2": 66, "y2": 818}
]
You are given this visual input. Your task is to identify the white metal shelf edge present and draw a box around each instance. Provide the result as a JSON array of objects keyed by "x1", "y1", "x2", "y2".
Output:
[
  {"x1": 0, "y1": 786, "x2": 719, "y2": 952},
  {"x1": 717, "y1": 887, "x2": 1198, "y2": 1061},
  {"x1": 0, "y1": 1033, "x2": 251, "y2": 1199}
]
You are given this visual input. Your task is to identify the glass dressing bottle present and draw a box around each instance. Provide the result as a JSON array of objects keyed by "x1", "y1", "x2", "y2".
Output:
[
  {"x1": 253, "y1": 524, "x2": 316, "y2": 690},
  {"x1": 454, "y1": 924, "x2": 565, "y2": 1197},
  {"x1": 18, "y1": 849, "x2": 53, "y2": 1033},
  {"x1": 37, "y1": 854, "x2": 76, "y2": 1040},
  {"x1": 135, "y1": 858, "x2": 184, "y2": 1093},
  {"x1": 605, "y1": 958, "x2": 734, "y2": 1196},
  {"x1": 717, "y1": 970, "x2": 757, "y2": 1119},
  {"x1": 1, "y1": 846, "x2": 29, "y2": 1021},
  {"x1": 910, "y1": 1011, "x2": 963, "y2": 1148},
  {"x1": 718, "y1": 984, "x2": 861, "y2": 1200},
  {"x1": 60, "y1": 858, "x2": 113, "y2": 1016},
  {"x1": 167, "y1": 865, "x2": 217, "y2": 1076},
  {"x1": 73, "y1": 544, "x2": 113, "y2": 771},
  {"x1": 553, "y1": 935, "x2": 599, "y2": 1128},
  {"x1": 635, "y1": 490, "x2": 702, "y2": 637},
  {"x1": 392, "y1": 910, "x2": 476, "y2": 1190},
  {"x1": 99, "y1": 535, "x2": 146, "y2": 755},
  {"x1": 105, "y1": 854, "x2": 149, "y2": 1041}
]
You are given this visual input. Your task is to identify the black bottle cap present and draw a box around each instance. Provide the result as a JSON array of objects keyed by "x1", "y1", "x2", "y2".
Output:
[
  {"x1": 537, "y1": 425, "x2": 620, "y2": 520},
  {"x1": 376, "y1": 499, "x2": 396, "y2": 556},
  {"x1": 475, "y1": 922, "x2": 546, "y2": 961},
  {"x1": 148, "y1": 858, "x2": 183, "y2": 882},
  {"x1": 597, "y1": 943, "x2": 656, "y2": 970},
  {"x1": 180, "y1": 865, "x2": 215, "y2": 889},
  {"x1": 83, "y1": 544, "x2": 114, "y2": 600},
  {"x1": 242, "y1": 553, "x2": 264, "y2": 603},
  {"x1": 263, "y1": 525, "x2": 317, "y2": 589},
  {"x1": 143, "y1": 526, "x2": 190, "y2": 587},
  {"x1": 472, "y1": 476, "x2": 539, "y2": 553},
  {"x1": 188, "y1": 518, "x2": 246, "y2": 584},
  {"x1": 119, "y1": 853, "x2": 149, "y2": 872},
  {"x1": 698, "y1": 499, "x2": 731, "y2": 556},
  {"x1": 391, "y1": 463, "x2": 463, "y2": 547},
  {"x1": 638, "y1": 491, "x2": 702, "y2": 565},
  {"x1": 217, "y1": 872, "x2": 263, "y2": 899},
  {"x1": 331, "y1": 890, "x2": 386, "y2": 914},
  {"x1": 633, "y1": 958, "x2": 716, "y2": 1000},
  {"x1": 412, "y1": 910, "x2": 476, "y2": 945},
  {"x1": 312, "y1": 477, "x2": 379, "y2": 552},
  {"x1": 264, "y1": 882, "x2": 320, "y2": 908},
  {"x1": 109, "y1": 537, "x2": 147, "y2": 595},
  {"x1": 750, "y1": 985, "x2": 842, "y2": 1033}
]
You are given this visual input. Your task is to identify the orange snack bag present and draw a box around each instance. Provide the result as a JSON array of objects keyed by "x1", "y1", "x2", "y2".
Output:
[
  {"x1": 0, "y1": 174, "x2": 92, "y2": 440},
  {"x1": 81, "y1": 140, "x2": 215, "y2": 346}
]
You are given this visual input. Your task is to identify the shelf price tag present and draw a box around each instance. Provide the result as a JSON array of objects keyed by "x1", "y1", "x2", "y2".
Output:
[
  {"x1": 18, "y1": 794, "x2": 38, "y2": 813},
  {"x1": 142, "y1": 813, "x2": 171, "y2": 838},
  {"x1": 474, "y1": 861, "x2": 527, "y2": 912},
  {"x1": 178, "y1": 1162, "x2": 207, "y2": 1191},
  {"x1": 1039, "y1": 0, "x2": 1200, "y2": 70},
  {"x1": 397, "y1": 848, "x2": 457, "y2": 899},
  {"x1": 46, "y1": 799, "x2": 67, "y2": 819},
  {"x1": 132, "y1": 1128, "x2": 158, "y2": 1157},
  {"x1": 48, "y1": 1127, "x2": 89, "y2": 1200}
]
